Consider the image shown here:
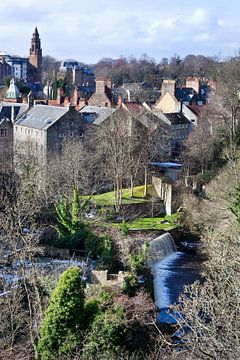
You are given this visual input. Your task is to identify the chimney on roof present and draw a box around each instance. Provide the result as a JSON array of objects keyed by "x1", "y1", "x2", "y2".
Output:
[
  {"x1": 73, "y1": 87, "x2": 80, "y2": 106},
  {"x1": 186, "y1": 77, "x2": 200, "y2": 94},
  {"x1": 117, "y1": 95, "x2": 123, "y2": 108},
  {"x1": 95, "y1": 77, "x2": 106, "y2": 94},
  {"x1": 68, "y1": 104, "x2": 76, "y2": 112},
  {"x1": 180, "y1": 101, "x2": 183, "y2": 114},
  {"x1": 57, "y1": 88, "x2": 64, "y2": 105},
  {"x1": 162, "y1": 80, "x2": 176, "y2": 97},
  {"x1": 64, "y1": 96, "x2": 70, "y2": 107},
  {"x1": 207, "y1": 79, "x2": 217, "y2": 91}
]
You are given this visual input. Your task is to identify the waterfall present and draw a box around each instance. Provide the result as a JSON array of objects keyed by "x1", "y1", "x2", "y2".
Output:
[
  {"x1": 148, "y1": 232, "x2": 177, "y2": 264},
  {"x1": 148, "y1": 232, "x2": 180, "y2": 312}
]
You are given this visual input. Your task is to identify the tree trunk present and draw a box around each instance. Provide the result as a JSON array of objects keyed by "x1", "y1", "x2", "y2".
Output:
[
  {"x1": 144, "y1": 167, "x2": 148, "y2": 197},
  {"x1": 130, "y1": 176, "x2": 134, "y2": 197}
]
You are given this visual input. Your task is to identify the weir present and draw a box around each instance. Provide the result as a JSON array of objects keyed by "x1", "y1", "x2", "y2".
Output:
[
  {"x1": 148, "y1": 232, "x2": 177, "y2": 264},
  {"x1": 148, "y1": 232, "x2": 181, "y2": 313},
  {"x1": 148, "y1": 232, "x2": 201, "y2": 322}
]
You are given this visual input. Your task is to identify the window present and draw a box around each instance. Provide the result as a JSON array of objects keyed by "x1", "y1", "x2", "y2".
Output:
[{"x1": 0, "y1": 129, "x2": 7, "y2": 137}]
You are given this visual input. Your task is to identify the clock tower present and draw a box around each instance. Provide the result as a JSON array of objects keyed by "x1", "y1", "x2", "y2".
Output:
[{"x1": 29, "y1": 27, "x2": 42, "y2": 82}]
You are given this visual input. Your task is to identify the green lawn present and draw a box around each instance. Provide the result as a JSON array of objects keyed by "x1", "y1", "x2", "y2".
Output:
[
  {"x1": 126, "y1": 213, "x2": 180, "y2": 231},
  {"x1": 92, "y1": 213, "x2": 180, "y2": 231},
  {"x1": 82, "y1": 185, "x2": 153, "y2": 207}
]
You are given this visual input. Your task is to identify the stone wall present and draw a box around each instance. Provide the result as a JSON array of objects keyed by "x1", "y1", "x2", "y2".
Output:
[
  {"x1": 14, "y1": 125, "x2": 47, "y2": 166},
  {"x1": 91, "y1": 270, "x2": 125, "y2": 287},
  {"x1": 152, "y1": 175, "x2": 172, "y2": 215},
  {"x1": 41, "y1": 245, "x2": 70, "y2": 258},
  {"x1": 0, "y1": 118, "x2": 13, "y2": 172},
  {"x1": 46, "y1": 108, "x2": 88, "y2": 157}
]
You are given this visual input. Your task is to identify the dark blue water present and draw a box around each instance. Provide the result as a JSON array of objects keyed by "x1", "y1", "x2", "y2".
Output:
[{"x1": 153, "y1": 250, "x2": 202, "y2": 324}]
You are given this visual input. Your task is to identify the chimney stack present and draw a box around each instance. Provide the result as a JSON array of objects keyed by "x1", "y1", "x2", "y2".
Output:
[
  {"x1": 161, "y1": 80, "x2": 176, "y2": 97},
  {"x1": 57, "y1": 88, "x2": 64, "y2": 105},
  {"x1": 117, "y1": 95, "x2": 123, "y2": 108},
  {"x1": 95, "y1": 77, "x2": 106, "y2": 94},
  {"x1": 186, "y1": 77, "x2": 200, "y2": 94}
]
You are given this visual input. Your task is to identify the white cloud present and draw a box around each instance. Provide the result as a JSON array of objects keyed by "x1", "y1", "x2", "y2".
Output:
[
  {"x1": 193, "y1": 32, "x2": 215, "y2": 43},
  {"x1": 0, "y1": 1, "x2": 239, "y2": 62},
  {"x1": 185, "y1": 8, "x2": 210, "y2": 26},
  {"x1": 218, "y1": 19, "x2": 225, "y2": 27}
]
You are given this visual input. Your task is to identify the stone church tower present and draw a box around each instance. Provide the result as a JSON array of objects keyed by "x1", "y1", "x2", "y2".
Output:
[{"x1": 29, "y1": 27, "x2": 42, "y2": 83}]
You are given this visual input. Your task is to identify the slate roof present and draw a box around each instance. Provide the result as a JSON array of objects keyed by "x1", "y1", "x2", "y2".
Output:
[
  {"x1": 122, "y1": 102, "x2": 170, "y2": 131},
  {"x1": 152, "y1": 111, "x2": 171, "y2": 126},
  {"x1": 0, "y1": 102, "x2": 29, "y2": 121},
  {"x1": 164, "y1": 112, "x2": 190, "y2": 125},
  {"x1": 175, "y1": 85, "x2": 209, "y2": 104},
  {"x1": 15, "y1": 105, "x2": 69, "y2": 130},
  {"x1": 175, "y1": 87, "x2": 196, "y2": 102},
  {"x1": 79, "y1": 105, "x2": 116, "y2": 124},
  {"x1": 0, "y1": 117, "x2": 11, "y2": 126}
]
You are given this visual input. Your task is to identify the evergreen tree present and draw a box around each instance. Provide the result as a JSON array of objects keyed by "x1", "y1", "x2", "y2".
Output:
[
  {"x1": 37, "y1": 267, "x2": 85, "y2": 359},
  {"x1": 54, "y1": 189, "x2": 89, "y2": 237}
]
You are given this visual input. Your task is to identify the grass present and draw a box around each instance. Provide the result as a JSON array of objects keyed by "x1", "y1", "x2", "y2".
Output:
[
  {"x1": 126, "y1": 213, "x2": 181, "y2": 231},
  {"x1": 82, "y1": 185, "x2": 153, "y2": 207},
  {"x1": 91, "y1": 213, "x2": 181, "y2": 232}
]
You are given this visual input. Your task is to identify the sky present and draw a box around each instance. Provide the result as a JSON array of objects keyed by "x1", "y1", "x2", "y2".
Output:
[{"x1": 0, "y1": 0, "x2": 240, "y2": 63}]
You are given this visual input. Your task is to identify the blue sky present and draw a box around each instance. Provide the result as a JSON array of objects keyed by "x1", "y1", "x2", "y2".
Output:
[{"x1": 0, "y1": 0, "x2": 240, "y2": 63}]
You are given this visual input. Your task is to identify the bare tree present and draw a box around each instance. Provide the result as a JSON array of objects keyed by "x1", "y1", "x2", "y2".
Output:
[
  {"x1": 46, "y1": 138, "x2": 90, "y2": 201},
  {"x1": 92, "y1": 109, "x2": 139, "y2": 211}
]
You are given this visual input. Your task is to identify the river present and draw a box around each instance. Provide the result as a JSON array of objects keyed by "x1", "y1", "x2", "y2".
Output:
[{"x1": 149, "y1": 233, "x2": 202, "y2": 324}]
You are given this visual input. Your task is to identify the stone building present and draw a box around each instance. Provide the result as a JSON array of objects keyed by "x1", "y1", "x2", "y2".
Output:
[
  {"x1": 0, "y1": 101, "x2": 28, "y2": 171},
  {"x1": 14, "y1": 104, "x2": 88, "y2": 166},
  {"x1": 3, "y1": 55, "x2": 28, "y2": 83},
  {"x1": 0, "y1": 28, "x2": 42, "y2": 84},
  {"x1": 88, "y1": 77, "x2": 114, "y2": 107},
  {"x1": 58, "y1": 60, "x2": 95, "y2": 88}
]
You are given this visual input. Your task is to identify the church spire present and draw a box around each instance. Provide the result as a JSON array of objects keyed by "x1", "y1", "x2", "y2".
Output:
[{"x1": 34, "y1": 27, "x2": 39, "y2": 36}]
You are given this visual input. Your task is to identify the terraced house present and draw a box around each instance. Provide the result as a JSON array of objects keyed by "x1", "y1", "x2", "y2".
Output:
[{"x1": 0, "y1": 102, "x2": 28, "y2": 172}]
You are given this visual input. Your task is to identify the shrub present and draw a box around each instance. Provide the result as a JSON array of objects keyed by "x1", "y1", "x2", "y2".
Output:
[
  {"x1": 120, "y1": 220, "x2": 129, "y2": 235},
  {"x1": 128, "y1": 242, "x2": 148, "y2": 275},
  {"x1": 37, "y1": 267, "x2": 85, "y2": 359},
  {"x1": 82, "y1": 305, "x2": 125, "y2": 357},
  {"x1": 122, "y1": 272, "x2": 138, "y2": 296},
  {"x1": 84, "y1": 232, "x2": 104, "y2": 258}
]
